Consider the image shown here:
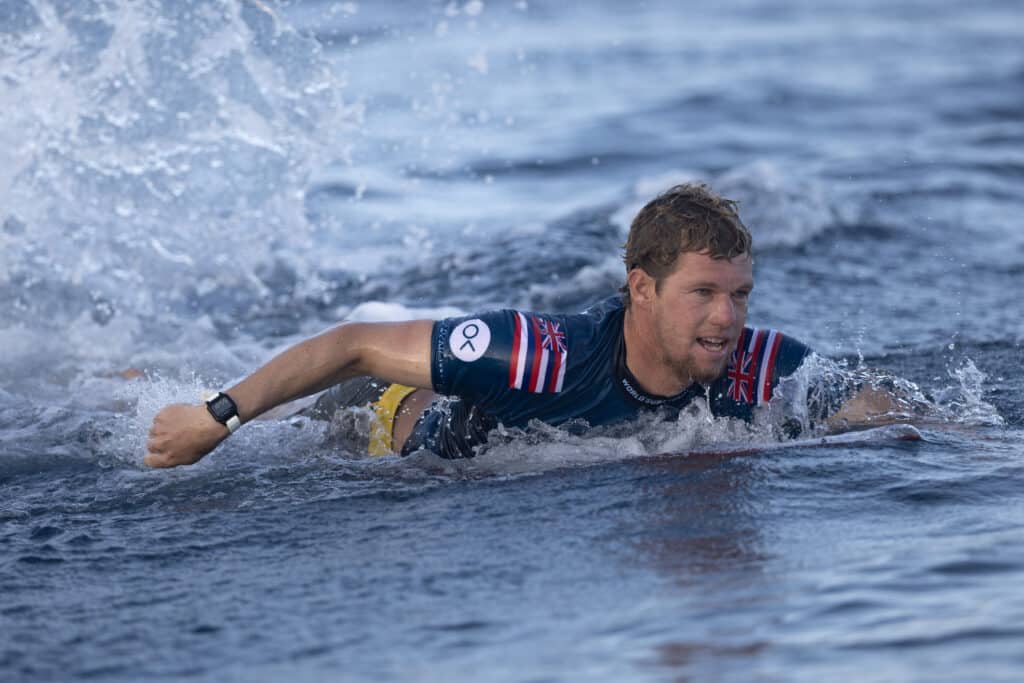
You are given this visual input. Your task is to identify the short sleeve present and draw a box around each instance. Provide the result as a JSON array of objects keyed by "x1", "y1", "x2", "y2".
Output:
[
  {"x1": 431, "y1": 309, "x2": 520, "y2": 404},
  {"x1": 432, "y1": 308, "x2": 573, "y2": 407},
  {"x1": 772, "y1": 333, "x2": 813, "y2": 380}
]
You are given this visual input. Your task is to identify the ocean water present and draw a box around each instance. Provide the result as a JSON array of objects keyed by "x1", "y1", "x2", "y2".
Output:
[{"x1": 2, "y1": 0, "x2": 1023, "y2": 681}]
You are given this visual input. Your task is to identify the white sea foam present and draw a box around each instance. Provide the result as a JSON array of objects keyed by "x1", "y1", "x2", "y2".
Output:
[
  {"x1": 0, "y1": 0, "x2": 356, "y2": 330},
  {"x1": 525, "y1": 257, "x2": 622, "y2": 308},
  {"x1": 717, "y1": 160, "x2": 834, "y2": 248},
  {"x1": 343, "y1": 301, "x2": 466, "y2": 322},
  {"x1": 610, "y1": 168, "x2": 704, "y2": 234},
  {"x1": 609, "y1": 161, "x2": 833, "y2": 250},
  {"x1": 935, "y1": 359, "x2": 1005, "y2": 427}
]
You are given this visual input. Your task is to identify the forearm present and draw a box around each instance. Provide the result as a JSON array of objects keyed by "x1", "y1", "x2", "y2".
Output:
[
  {"x1": 144, "y1": 319, "x2": 435, "y2": 467},
  {"x1": 826, "y1": 386, "x2": 908, "y2": 431},
  {"x1": 225, "y1": 320, "x2": 435, "y2": 423}
]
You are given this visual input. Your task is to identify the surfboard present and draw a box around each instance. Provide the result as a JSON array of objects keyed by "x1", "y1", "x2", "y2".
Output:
[{"x1": 685, "y1": 423, "x2": 923, "y2": 458}]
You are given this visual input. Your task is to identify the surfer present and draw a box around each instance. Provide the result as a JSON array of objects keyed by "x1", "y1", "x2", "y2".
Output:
[{"x1": 144, "y1": 183, "x2": 898, "y2": 467}]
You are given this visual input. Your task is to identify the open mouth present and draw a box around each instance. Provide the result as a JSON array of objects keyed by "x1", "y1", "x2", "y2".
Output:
[{"x1": 697, "y1": 337, "x2": 729, "y2": 353}]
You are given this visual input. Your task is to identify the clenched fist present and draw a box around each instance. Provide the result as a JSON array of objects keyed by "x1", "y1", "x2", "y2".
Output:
[{"x1": 144, "y1": 403, "x2": 229, "y2": 468}]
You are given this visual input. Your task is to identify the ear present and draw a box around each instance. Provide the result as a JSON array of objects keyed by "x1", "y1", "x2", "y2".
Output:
[{"x1": 627, "y1": 268, "x2": 657, "y2": 308}]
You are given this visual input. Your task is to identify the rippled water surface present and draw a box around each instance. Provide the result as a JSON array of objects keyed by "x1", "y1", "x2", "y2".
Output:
[{"x1": 2, "y1": 0, "x2": 1023, "y2": 681}]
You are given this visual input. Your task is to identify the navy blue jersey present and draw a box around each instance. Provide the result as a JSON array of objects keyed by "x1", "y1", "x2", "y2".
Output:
[{"x1": 405, "y1": 296, "x2": 812, "y2": 458}]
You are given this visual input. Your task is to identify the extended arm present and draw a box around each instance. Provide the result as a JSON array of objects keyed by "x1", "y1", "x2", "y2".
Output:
[
  {"x1": 144, "y1": 320, "x2": 434, "y2": 468},
  {"x1": 826, "y1": 385, "x2": 911, "y2": 431}
]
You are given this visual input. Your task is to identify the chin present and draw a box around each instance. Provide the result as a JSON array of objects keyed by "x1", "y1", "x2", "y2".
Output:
[{"x1": 692, "y1": 361, "x2": 729, "y2": 385}]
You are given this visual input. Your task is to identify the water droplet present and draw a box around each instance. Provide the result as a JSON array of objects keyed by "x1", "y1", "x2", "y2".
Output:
[{"x1": 91, "y1": 298, "x2": 116, "y2": 326}]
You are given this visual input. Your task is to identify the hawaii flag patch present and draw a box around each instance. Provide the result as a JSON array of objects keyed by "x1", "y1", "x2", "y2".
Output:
[
  {"x1": 509, "y1": 313, "x2": 568, "y2": 393},
  {"x1": 726, "y1": 328, "x2": 783, "y2": 404}
]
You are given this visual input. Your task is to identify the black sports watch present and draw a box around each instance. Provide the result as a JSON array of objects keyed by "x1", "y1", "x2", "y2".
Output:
[{"x1": 206, "y1": 392, "x2": 242, "y2": 433}]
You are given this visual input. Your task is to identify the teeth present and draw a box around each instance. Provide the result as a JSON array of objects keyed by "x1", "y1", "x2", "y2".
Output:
[{"x1": 699, "y1": 337, "x2": 726, "y2": 350}]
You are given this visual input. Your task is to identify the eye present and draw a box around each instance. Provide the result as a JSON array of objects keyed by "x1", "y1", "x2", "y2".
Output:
[
  {"x1": 733, "y1": 290, "x2": 751, "y2": 303},
  {"x1": 693, "y1": 288, "x2": 713, "y2": 297}
]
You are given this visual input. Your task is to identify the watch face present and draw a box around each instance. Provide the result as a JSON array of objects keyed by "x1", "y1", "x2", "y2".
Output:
[{"x1": 207, "y1": 394, "x2": 237, "y2": 422}]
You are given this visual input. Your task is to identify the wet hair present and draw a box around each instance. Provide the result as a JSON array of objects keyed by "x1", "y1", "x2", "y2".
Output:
[{"x1": 620, "y1": 182, "x2": 752, "y2": 306}]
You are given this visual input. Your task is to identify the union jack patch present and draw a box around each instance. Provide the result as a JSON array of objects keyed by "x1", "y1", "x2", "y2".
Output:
[
  {"x1": 726, "y1": 328, "x2": 784, "y2": 405},
  {"x1": 509, "y1": 313, "x2": 568, "y2": 393}
]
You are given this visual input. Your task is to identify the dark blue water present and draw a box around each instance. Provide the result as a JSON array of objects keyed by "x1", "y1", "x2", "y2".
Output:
[{"x1": 2, "y1": 1, "x2": 1023, "y2": 680}]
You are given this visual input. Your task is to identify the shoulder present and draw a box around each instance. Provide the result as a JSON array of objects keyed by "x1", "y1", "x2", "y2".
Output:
[
  {"x1": 580, "y1": 295, "x2": 626, "y2": 319},
  {"x1": 744, "y1": 327, "x2": 812, "y2": 372},
  {"x1": 721, "y1": 327, "x2": 812, "y2": 405},
  {"x1": 430, "y1": 297, "x2": 623, "y2": 397},
  {"x1": 768, "y1": 329, "x2": 813, "y2": 375},
  {"x1": 433, "y1": 296, "x2": 621, "y2": 359},
  {"x1": 560, "y1": 295, "x2": 625, "y2": 344}
]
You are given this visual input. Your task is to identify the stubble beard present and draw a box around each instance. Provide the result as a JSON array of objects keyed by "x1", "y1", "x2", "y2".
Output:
[
  {"x1": 655, "y1": 327, "x2": 731, "y2": 389},
  {"x1": 665, "y1": 350, "x2": 729, "y2": 388},
  {"x1": 689, "y1": 356, "x2": 730, "y2": 386}
]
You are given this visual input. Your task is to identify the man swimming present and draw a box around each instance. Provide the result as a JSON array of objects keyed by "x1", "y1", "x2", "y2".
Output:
[{"x1": 144, "y1": 183, "x2": 894, "y2": 467}]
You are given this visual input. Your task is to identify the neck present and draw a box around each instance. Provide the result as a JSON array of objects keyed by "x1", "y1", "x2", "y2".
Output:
[{"x1": 622, "y1": 306, "x2": 691, "y2": 397}]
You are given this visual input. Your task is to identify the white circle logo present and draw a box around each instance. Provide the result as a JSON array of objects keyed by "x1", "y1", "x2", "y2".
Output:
[{"x1": 450, "y1": 319, "x2": 490, "y2": 362}]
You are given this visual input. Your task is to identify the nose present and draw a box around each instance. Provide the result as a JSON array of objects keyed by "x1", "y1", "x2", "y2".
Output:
[{"x1": 709, "y1": 294, "x2": 737, "y2": 328}]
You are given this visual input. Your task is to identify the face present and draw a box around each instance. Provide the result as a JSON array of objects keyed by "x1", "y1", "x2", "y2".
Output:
[{"x1": 646, "y1": 251, "x2": 753, "y2": 386}]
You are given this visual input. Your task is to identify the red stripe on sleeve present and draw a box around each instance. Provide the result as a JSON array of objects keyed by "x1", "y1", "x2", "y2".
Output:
[
  {"x1": 761, "y1": 333, "x2": 784, "y2": 402},
  {"x1": 749, "y1": 329, "x2": 766, "y2": 372}
]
